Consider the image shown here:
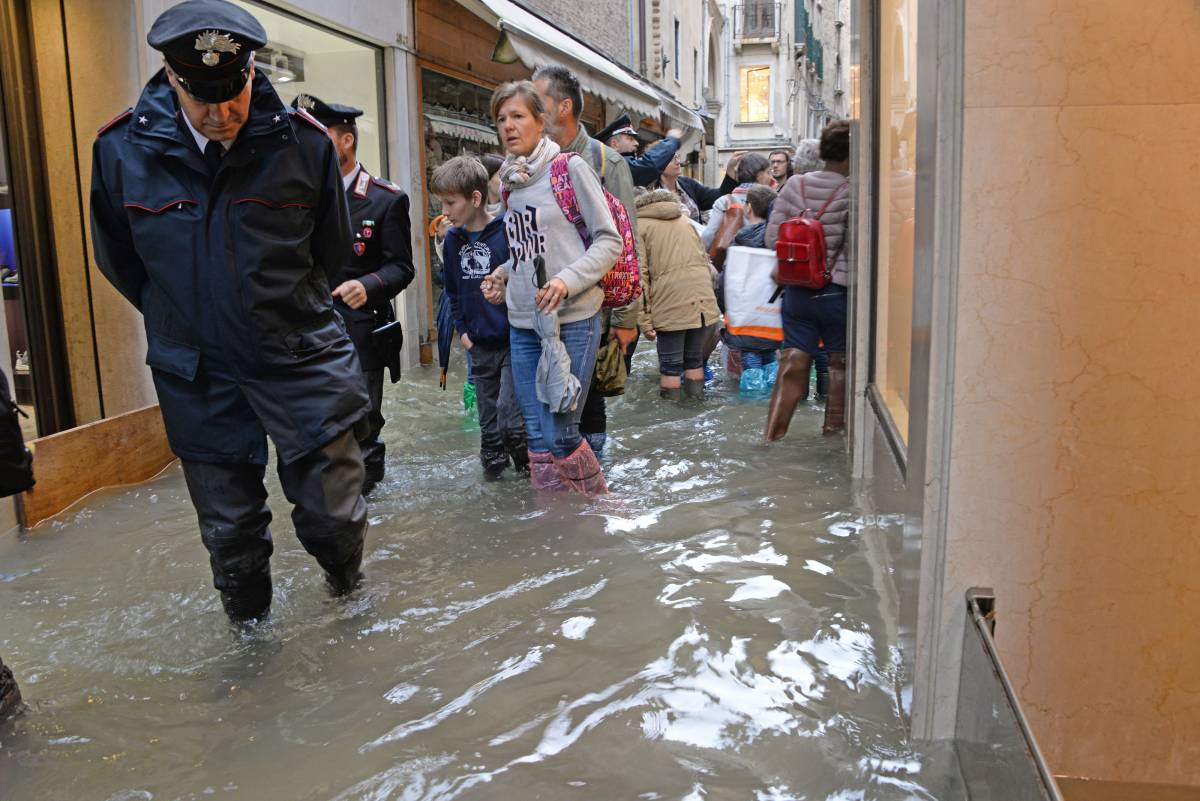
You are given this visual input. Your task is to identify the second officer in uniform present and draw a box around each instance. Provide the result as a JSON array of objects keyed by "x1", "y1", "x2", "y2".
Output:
[{"x1": 292, "y1": 95, "x2": 415, "y2": 494}]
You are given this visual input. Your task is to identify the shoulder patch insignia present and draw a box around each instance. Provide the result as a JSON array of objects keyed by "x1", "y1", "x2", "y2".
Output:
[
  {"x1": 354, "y1": 170, "x2": 371, "y2": 198},
  {"x1": 370, "y1": 176, "x2": 402, "y2": 194},
  {"x1": 289, "y1": 107, "x2": 327, "y2": 133},
  {"x1": 97, "y1": 109, "x2": 133, "y2": 137}
]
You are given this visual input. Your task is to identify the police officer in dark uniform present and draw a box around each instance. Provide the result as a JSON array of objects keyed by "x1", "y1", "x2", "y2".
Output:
[
  {"x1": 290, "y1": 95, "x2": 414, "y2": 495},
  {"x1": 89, "y1": 0, "x2": 370, "y2": 622}
]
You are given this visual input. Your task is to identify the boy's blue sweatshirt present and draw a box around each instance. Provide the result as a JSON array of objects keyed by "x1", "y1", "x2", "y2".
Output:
[{"x1": 442, "y1": 216, "x2": 511, "y2": 346}]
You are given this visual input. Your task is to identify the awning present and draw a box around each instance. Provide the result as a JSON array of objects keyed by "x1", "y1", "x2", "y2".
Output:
[
  {"x1": 656, "y1": 91, "x2": 704, "y2": 133},
  {"x1": 424, "y1": 110, "x2": 498, "y2": 146},
  {"x1": 456, "y1": 0, "x2": 661, "y2": 120}
]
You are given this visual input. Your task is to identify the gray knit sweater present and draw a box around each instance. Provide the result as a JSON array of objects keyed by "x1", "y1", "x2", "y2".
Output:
[{"x1": 501, "y1": 149, "x2": 621, "y2": 330}]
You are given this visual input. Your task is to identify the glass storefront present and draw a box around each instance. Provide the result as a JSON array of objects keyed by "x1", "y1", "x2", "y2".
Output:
[
  {"x1": 231, "y1": 1, "x2": 387, "y2": 176},
  {"x1": 0, "y1": 91, "x2": 37, "y2": 440},
  {"x1": 872, "y1": 0, "x2": 918, "y2": 444}
]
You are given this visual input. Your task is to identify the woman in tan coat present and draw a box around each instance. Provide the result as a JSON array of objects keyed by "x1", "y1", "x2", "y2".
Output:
[{"x1": 636, "y1": 189, "x2": 722, "y2": 401}]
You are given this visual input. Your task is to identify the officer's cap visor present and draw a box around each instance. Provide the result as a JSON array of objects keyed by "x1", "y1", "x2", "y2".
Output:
[{"x1": 173, "y1": 67, "x2": 251, "y2": 103}]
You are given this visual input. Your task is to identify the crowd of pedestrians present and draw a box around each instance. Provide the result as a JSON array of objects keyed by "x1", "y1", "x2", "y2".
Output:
[{"x1": 78, "y1": 0, "x2": 853, "y2": 625}]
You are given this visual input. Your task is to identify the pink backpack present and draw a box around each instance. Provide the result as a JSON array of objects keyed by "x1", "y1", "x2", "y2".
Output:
[{"x1": 548, "y1": 153, "x2": 641, "y2": 309}]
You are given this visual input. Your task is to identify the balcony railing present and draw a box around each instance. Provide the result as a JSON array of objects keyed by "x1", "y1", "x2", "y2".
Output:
[{"x1": 734, "y1": 2, "x2": 782, "y2": 42}]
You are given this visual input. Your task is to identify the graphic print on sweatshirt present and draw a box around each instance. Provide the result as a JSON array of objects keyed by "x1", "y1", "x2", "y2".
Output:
[
  {"x1": 458, "y1": 240, "x2": 494, "y2": 280},
  {"x1": 505, "y1": 205, "x2": 545, "y2": 268}
]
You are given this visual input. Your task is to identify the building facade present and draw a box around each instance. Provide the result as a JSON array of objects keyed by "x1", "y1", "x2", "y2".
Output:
[{"x1": 715, "y1": 0, "x2": 849, "y2": 167}]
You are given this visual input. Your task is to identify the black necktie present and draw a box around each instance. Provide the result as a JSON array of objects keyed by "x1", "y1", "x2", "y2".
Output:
[{"x1": 203, "y1": 139, "x2": 224, "y2": 179}]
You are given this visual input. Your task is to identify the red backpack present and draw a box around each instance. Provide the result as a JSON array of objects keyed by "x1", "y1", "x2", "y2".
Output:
[{"x1": 774, "y1": 176, "x2": 849, "y2": 290}]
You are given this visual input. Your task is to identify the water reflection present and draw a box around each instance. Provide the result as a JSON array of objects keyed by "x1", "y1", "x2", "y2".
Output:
[{"x1": 0, "y1": 349, "x2": 957, "y2": 799}]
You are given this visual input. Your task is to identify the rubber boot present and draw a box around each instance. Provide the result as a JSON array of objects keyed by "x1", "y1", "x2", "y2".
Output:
[
  {"x1": 660, "y1": 385, "x2": 682, "y2": 402},
  {"x1": 815, "y1": 367, "x2": 828, "y2": 400},
  {"x1": 682, "y1": 377, "x2": 706, "y2": 401},
  {"x1": 822, "y1": 352, "x2": 848, "y2": 435},
  {"x1": 552, "y1": 440, "x2": 608, "y2": 496},
  {"x1": 362, "y1": 461, "x2": 384, "y2": 497},
  {"x1": 0, "y1": 656, "x2": 22, "y2": 720},
  {"x1": 529, "y1": 449, "x2": 565, "y2": 491},
  {"x1": 506, "y1": 442, "x2": 530, "y2": 475},
  {"x1": 764, "y1": 348, "x2": 814, "y2": 442},
  {"x1": 324, "y1": 538, "x2": 365, "y2": 597},
  {"x1": 481, "y1": 447, "x2": 510, "y2": 481},
  {"x1": 220, "y1": 579, "x2": 273, "y2": 622}
]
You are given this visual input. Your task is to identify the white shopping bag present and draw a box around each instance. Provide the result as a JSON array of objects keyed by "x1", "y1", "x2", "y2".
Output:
[{"x1": 722, "y1": 246, "x2": 783, "y2": 342}]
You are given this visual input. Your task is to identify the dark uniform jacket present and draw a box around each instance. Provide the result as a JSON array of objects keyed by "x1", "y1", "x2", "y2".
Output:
[
  {"x1": 90, "y1": 69, "x2": 368, "y2": 466},
  {"x1": 624, "y1": 136, "x2": 681, "y2": 187},
  {"x1": 339, "y1": 165, "x2": 414, "y2": 373}
]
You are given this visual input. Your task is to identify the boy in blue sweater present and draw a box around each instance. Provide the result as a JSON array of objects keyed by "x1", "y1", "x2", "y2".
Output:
[{"x1": 433, "y1": 157, "x2": 527, "y2": 479}]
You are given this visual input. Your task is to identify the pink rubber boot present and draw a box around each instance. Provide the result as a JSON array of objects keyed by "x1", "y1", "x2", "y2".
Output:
[
  {"x1": 529, "y1": 450, "x2": 565, "y2": 491},
  {"x1": 552, "y1": 440, "x2": 609, "y2": 496}
]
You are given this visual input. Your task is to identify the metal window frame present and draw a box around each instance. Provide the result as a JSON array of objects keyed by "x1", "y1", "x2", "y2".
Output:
[{"x1": 0, "y1": 0, "x2": 77, "y2": 435}]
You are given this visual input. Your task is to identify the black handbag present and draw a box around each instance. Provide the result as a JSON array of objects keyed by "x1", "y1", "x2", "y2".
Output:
[{"x1": 0, "y1": 371, "x2": 34, "y2": 497}]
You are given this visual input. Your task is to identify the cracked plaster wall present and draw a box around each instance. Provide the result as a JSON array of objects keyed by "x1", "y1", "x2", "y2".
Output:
[{"x1": 941, "y1": 0, "x2": 1200, "y2": 785}]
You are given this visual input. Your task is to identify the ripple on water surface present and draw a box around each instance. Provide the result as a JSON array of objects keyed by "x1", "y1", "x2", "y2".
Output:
[{"x1": 0, "y1": 350, "x2": 956, "y2": 800}]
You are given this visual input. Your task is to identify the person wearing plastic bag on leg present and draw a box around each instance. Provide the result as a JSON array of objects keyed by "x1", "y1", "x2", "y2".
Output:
[{"x1": 481, "y1": 81, "x2": 621, "y2": 495}]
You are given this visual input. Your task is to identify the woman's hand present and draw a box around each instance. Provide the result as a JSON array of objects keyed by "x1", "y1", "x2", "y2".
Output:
[
  {"x1": 535, "y1": 277, "x2": 569, "y2": 314},
  {"x1": 481, "y1": 268, "x2": 506, "y2": 305},
  {"x1": 643, "y1": 327, "x2": 657, "y2": 342}
]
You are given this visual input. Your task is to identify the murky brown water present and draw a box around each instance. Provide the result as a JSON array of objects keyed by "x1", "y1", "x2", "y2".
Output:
[{"x1": 0, "y1": 347, "x2": 956, "y2": 800}]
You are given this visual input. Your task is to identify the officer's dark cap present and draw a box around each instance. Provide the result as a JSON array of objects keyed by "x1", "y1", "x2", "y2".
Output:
[
  {"x1": 596, "y1": 113, "x2": 634, "y2": 144},
  {"x1": 148, "y1": 0, "x2": 267, "y2": 104},
  {"x1": 290, "y1": 94, "x2": 363, "y2": 128}
]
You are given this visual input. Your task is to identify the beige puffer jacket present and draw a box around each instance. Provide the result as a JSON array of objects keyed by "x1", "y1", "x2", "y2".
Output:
[
  {"x1": 765, "y1": 170, "x2": 852, "y2": 286},
  {"x1": 635, "y1": 190, "x2": 721, "y2": 334}
]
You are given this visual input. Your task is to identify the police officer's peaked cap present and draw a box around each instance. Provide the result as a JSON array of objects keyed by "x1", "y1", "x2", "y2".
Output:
[
  {"x1": 290, "y1": 94, "x2": 363, "y2": 127},
  {"x1": 596, "y1": 113, "x2": 636, "y2": 143},
  {"x1": 148, "y1": 0, "x2": 267, "y2": 103}
]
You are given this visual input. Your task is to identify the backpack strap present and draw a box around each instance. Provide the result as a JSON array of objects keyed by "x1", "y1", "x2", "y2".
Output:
[
  {"x1": 589, "y1": 138, "x2": 608, "y2": 180},
  {"x1": 550, "y1": 152, "x2": 592, "y2": 247},
  {"x1": 814, "y1": 179, "x2": 849, "y2": 219}
]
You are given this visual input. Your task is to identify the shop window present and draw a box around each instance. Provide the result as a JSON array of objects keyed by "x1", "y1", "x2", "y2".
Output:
[
  {"x1": 739, "y1": 66, "x2": 770, "y2": 123},
  {"x1": 231, "y1": 1, "x2": 387, "y2": 176},
  {"x1": 872, "y1": 0, "x2": 918, "y2": 443}
]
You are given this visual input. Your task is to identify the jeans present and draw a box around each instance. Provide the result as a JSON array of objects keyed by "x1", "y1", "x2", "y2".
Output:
[
  {"x1": 782, "y1": 283, "x2": 848, "y2": 354},
  {"x1": 469, "y1": 341, "x2": 525, "y2": 454},
  {"x1": 655, "y1": 324, "x2": 717, "y2": 376},
  {"x1": 510, "y1": 314, "x2": 602, "y2": 458},
  {"x1": 740, "y1": 348, "x2": 778, "y2": 371}
]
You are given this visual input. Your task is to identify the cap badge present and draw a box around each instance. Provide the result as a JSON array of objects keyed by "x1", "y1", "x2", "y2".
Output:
[
  {"x1": 194, "y1": 30, "x2": 241, "y2": 67},
  {"x1": 296, "y1": 94, "x2": 315, "y2": 111}
]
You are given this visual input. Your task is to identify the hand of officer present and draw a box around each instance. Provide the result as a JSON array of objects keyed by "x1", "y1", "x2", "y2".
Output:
[
  {"x1": 461, "y1": 333, "x2": 473, "y2": 350},
  {"x1": 611, "y1": 326, "x2": 637, "y2": 349},
  {"x1": 536, "y1": 277, "x2": 569, "y2": 314},
  {"x1": 481, "y1": 268, "x2": 506, "y2": 305},
  {"x1": 666, "y1": 128, "x2": 683, "y2": 140},
  {"x1": 332, "y1": 279, "x2": 368, "y2": 309}
]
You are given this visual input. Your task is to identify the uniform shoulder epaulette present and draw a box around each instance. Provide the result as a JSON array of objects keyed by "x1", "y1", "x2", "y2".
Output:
[
  {"x1": 288, "y1": 106, "x2": 327, "y2": 133},
  {"x1": 370, "y1": 176, "x2": 402, "y2": 194},
  {"x1": 97, "y1": 108, "x2": 133, "y2": 137}
]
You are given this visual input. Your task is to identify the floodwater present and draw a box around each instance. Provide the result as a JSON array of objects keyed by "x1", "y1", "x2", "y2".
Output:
[{"x1": 0, "y1": 347, "x2": 958, "y2": 801}]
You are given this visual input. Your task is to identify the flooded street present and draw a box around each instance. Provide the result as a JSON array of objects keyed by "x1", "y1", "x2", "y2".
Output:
[{"x1": 0, "y1": 348, "x2": 955, "y2": 800}]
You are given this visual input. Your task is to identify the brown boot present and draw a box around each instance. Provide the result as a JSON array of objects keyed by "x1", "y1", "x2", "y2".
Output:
[
  {"x1": 764, "y1": 349, "x2": 814, "y2": 442},
  {"x1": 822, "y1": 352, "x2": 847, "y2": 435}
]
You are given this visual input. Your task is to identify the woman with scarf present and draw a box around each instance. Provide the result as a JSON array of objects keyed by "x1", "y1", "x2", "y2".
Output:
[{"x1": 481, "y1": 81, "x2": 621, "y2": 495}]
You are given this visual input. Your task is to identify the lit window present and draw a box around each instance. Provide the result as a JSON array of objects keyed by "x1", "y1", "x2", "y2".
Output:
[{"x1": 739, "y1": 66, "x2": 770, "y2": 122}]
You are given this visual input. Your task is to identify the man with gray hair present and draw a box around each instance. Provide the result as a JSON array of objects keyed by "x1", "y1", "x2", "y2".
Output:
[
  {"x1": 793, "y1": 138, "x2": 823, "y2": 174},
  {"x1": 532, "y1": 64, "x2": 639, "y2": 457}
]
